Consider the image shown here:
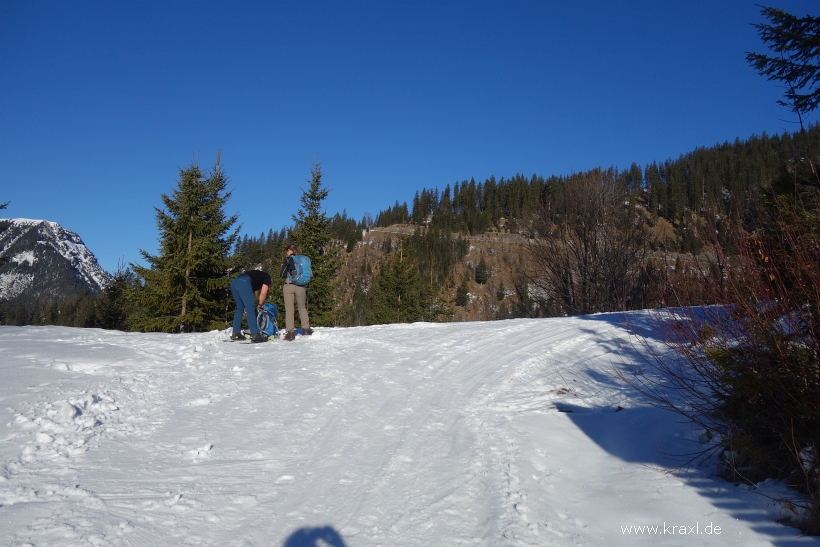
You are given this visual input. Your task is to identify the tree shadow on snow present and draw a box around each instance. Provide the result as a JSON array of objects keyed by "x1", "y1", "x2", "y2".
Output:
[
  {"x1": 573, "y1": 310, "x2": 667, "y2": 343},
  {"x1": 282, "y1": 526, "x2": 348, "y2": 547},
  {"x1": 574, "y1": 306, "x2": 732, "y2": 345},
  {"x1": 562, "y1": 312, "x2": 812, "y2": 543},
  {"x1": 561, "y1": 405, "x2": 812, "y2": 545}
]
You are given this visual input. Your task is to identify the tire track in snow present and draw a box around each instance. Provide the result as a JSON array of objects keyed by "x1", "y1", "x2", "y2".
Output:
[
  {"x1": 3, "y1": 316, "x2": 756, "y2": 547},
  {"x1": 457, "y1": 316, "x2": 636, "y2": 545}
]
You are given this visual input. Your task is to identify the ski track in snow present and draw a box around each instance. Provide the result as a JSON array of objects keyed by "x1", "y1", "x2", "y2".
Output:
[{"x1": 0, "y1": 315, "x2": 816, "y2": 546}]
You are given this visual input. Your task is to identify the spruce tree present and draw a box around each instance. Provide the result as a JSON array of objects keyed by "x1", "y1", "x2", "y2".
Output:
[
  {"x1": 455, "y1": 273, "x2": 470, "y2": 307},
  {"x1": 289, "y1": 162, "x2": 341, "y2": 326},
  {"x1": 475, "y1": 257, "x2": 490, "y2": 284},
  {"x1": 747, "y1": 7, "x2": 820, "y2": 119},
  {"x1": 496, "y1": 281, "x2": 506, "y2": 301},
  {"x1": 44, "y1": 300, "x2": 59, "y2": 325},
  {"x1": 96, "y1": 269, "x2": 135, "y2": 330},
  {"x1": 130, "y1": 155, "x2": 238, "y2": 332},
  {"x1": 11, "y1": 301, "x2": 28, "y2": 325},
  {"x1": 367, "y1": 247, "x2": 425, "y2": 325}
]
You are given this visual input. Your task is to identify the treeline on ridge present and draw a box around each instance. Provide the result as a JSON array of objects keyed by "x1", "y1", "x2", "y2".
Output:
[
  {"x1": 373, "y1": 125, "x2": 820, "y2": 249},
  {"x1": 3, "y1": 125, "x2": 820, "y2": 329}
]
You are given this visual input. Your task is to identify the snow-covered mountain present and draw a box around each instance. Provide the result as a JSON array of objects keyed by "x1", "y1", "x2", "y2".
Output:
[
  {"x1": 0, "y1": 315, "x2": 814, "y2": 546},
  {"x1": 0, "y1": 218, "x2": 112, "y2": 304}
]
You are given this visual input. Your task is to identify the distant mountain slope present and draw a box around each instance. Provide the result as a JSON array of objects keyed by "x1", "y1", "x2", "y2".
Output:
[{"x1": 0, "y1": 218, "x2": 111, "y2": 306}]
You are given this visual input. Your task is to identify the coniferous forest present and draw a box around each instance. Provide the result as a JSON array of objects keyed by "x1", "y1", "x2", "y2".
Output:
[
  {"x1": 4, "y1": 122, "x2": 820, "y2": 329},
  {"x1": 0, "y1": 125, "x2": 820, "y2": 331}
]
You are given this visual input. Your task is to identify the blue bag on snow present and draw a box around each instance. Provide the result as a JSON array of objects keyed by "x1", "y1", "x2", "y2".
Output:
[
  {"x1": 257, "y1": 303, "x2": 279, "y2": 339},
  {"x1": 290, "y1": 255, "x2": 312, "y2": 286}
]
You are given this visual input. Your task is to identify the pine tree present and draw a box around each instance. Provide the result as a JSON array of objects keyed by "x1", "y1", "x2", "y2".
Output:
[
  {"x1": 475, "y1": 257, "x2": 490, "y2": 284},
  {"x1": 367, "y1": 246, "x2": 425, "y2": 325},
  {"x1": 130, "y1": 155, "x2": 238, "y2": 332},
  {"x1": 289, "y1": 162, "x2": 341, "y2": 326},
  {"x1": 96, "y1": 268, "x2": 135, "y2": 330},
  {"x1": 747, "y1": 7, "x2": 820, "y2": 119},
  {"x1": 11, "y1": 301, "x2": 28, "y2": 325},
  {"x1": 29, "y1": 298, "x2": 43, "y2": 325},
  {"x1": 44, "y1": 300, "x2": 59, "y2": 325},
  {"x1": 455, "y1": 272, "x2": 470, "y2": 307}
]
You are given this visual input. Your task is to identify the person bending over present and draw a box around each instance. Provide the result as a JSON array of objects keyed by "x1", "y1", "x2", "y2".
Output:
[{"x1": 230, "y1": 267, "x2": 272, "y2": 342}]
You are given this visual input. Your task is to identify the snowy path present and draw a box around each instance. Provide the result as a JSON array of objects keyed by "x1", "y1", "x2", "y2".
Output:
[{"x1": 0, "y1": 315, "x2": 816, "y2": 546}]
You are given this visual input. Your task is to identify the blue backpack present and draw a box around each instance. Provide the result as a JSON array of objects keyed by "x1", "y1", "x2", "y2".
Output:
[
  {"x1": 290, "y1": 255, "x2": 312, "y2": 286},
  {"x1": 256, "y1": 303, "x2": 279, "y2": 339}
]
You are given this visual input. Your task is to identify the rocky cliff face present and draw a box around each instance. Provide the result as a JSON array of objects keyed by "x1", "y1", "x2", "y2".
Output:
[{"x1": 0, "y1": 219, "x2": 112, "y2": 306}]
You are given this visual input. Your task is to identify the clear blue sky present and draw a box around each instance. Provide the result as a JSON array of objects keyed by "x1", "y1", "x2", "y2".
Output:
[{"x1": 1, "y1": 0, "x2": 817, "y2": 272}]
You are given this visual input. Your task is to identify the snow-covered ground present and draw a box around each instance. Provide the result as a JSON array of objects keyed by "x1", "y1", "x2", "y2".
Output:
[{"x1": 0, "y1": 313, "x2": 816, "y2": 546}]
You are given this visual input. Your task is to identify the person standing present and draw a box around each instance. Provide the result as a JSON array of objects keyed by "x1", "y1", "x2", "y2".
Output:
[
  {"x1": 280, "y1": 244, "x2": 312, "y2": 341},
  {"x1": 230, "y1": 268, "x2": 272, "y2": 342}
]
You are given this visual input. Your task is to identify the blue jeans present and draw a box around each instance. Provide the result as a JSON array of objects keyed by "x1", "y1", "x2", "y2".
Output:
[{"x1": 230, "y1": 275, "x2": 259, "y2": 334}]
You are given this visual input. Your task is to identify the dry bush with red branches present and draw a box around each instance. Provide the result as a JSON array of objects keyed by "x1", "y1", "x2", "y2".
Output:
[{"x1": 622, "y1": 163, "x2": 820, "y2": 534}]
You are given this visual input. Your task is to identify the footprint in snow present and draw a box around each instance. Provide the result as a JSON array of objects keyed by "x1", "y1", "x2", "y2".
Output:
[{"x1": 187, "y1": 444, "x2": 213, "y2": 459}]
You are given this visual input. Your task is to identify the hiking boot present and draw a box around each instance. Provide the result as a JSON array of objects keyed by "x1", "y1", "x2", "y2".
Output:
[
  {"x1": 250, "y1": 333, "x2": 266, "y2": 343},
  {"x1": 284, "y1": 331, "x2": 296, "y2": 341},
  {"x1": 303, "y1": 328, "x2": 314, "y2": 336},
  {"x1": 230, "y1": 332, "x2": 245, "y2": 341}
]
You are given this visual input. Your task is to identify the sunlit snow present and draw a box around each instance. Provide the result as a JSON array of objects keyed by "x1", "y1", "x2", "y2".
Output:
[{"x1": 0, "y1": 313, "x2": 815, "y2": 546}]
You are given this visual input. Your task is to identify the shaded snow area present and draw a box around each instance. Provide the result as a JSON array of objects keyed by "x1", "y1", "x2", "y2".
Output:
[{"x1": 0, "y1": 314, "x2": 816, "y2": 546}]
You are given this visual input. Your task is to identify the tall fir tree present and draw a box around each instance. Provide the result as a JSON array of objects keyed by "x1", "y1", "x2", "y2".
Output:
[
  {"x1": 366, "y1": 246, "x2": 425, "y2": 325},
  {"x1": 96, "y1": 268, "x2": 136, "y2": 330},
  {"x1": 474, "y1": 257, "x2": 490, "y2": 284},
  {"x1": 455, "y1": 272, "x2": 470, "y2": 307},
  {"x1": 130, "y1": 155, "x2": 238, "y2": 332},
  {"x1": 288, "y1": 162, "x2": 341, "y2": 326}
]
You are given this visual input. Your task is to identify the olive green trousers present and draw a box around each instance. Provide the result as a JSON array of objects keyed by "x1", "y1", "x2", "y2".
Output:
[{"x1": 283, "y1": 283, "x2": 310, "y2": 332}]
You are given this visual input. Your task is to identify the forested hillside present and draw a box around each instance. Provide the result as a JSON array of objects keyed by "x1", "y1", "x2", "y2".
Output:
[
  {"x1": 217, "y1": 125, "x2": 820, "y2": 326},
  {"x1": 4, "y1": 125, "x2": 819, "y2": 328},
  {"x1": 375, "y1": 125, "x2": 820, "y2": 242}
]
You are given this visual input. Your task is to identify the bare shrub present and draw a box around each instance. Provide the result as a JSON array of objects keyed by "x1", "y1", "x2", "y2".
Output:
[
  {"x1": 526, "y1": 169, "x2": 648, "y2": 315},
  {"x1": 622, "y1": 165, "x2": 820, "y2": 533}
]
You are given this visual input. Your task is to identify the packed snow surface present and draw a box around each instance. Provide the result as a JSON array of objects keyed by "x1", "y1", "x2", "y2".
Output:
[{"x1": 0, "y1": 313, "x2": 816, "y2": 546}]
